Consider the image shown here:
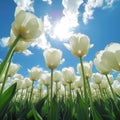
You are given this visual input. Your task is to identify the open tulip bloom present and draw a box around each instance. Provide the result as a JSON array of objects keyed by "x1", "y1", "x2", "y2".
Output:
[{"x1": 1, "y1": 6, "x2": 120, "y2": 120}]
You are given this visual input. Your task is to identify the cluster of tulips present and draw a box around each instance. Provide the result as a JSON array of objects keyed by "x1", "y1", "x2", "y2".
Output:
[{"x1": 0, "y1": 6, "x2": 120, "y2": 120}]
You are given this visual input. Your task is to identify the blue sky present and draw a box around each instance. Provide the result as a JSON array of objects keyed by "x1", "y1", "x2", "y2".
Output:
[{"x1": 0, "y1": 0, "x2": 120, "y2": 78}]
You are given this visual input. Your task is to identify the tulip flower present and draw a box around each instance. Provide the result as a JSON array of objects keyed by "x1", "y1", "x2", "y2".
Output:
[
  {"x1": 28, "y1": 66, "x2": 42, "y2": 102},
  {"x1": 101, "y1": 43, "x2": 120, "y2": 71},
  {"x1": 28, "y1": 66, "x2": 42, "y2": 81},
  {"x1": 62, "y1": 67, "x2": 75, "y2": 84},
  {"x1": 43, "y1": 48, "x2": 62, "y2": 70},
  {"x1": 8, "y1": 63, "x2": 20, "y2": 77},
  {"x1": 69, "y1": 33, "x2": 90, "y2": 57},
  {"x1": 11, "y1": 7, "x2": 44, "y2": 42},
  {"x1": 92, "y1": 73, "x2": 103, "y2": 84},
  {"x1": 77, "y1": 61, "x2": 92, "y2": 78},
  {"x1": 62, "y1": 67, "x2": 75, "y2": 101},
  {"x1": 53, "y1": 71, "x2": 63, "y2": 83},
  {"x1": 94, "y1": 50, "x2": 111, "y2": 74}
]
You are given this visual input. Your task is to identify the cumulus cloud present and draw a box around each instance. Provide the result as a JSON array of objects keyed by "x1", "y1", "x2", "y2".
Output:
[
  {"x1": 31, "y1": 34, "x2": 51, "y2": 50},
  {"x1": 23, "y1": 49, "x2": 33, "y2": 56},
  {"x1": 62, "y1": 0, "x2": 83, "y2": 28},
  {"x1": 0, "y1": 37, "x2": 9, "y2": 47},
  {"x1": 83, "y1": 0, "x2": 117, "y2": 24},
  {"x1": 42, "y1": 0, "x2": 52, "y2": 5},
  {"x1": 13, "y1": 0, "x2": 34, "y2": 12}
]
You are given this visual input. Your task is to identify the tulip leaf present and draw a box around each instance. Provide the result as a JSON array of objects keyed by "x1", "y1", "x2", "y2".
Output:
[
  {"x1": 26, "y1": 105, "x2": 43, "y2": 120},
  {"x1": 0, "y1": 83, "x2": 17, "y2": 119}
]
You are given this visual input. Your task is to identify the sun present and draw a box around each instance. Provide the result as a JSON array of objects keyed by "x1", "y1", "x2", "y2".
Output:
[{"x1": 53, "y1": 22, "x2": 72, "y2": 40}]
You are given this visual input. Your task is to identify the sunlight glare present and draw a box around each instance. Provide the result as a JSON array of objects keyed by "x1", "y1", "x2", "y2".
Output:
[{"x1": 53, "y1": 22, "x2": 71, "y2": 40}]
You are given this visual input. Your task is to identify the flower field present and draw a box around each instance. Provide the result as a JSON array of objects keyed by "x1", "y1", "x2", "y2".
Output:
[{"x1": 0, "y1": 6, "x2": 120, "y2": 120}]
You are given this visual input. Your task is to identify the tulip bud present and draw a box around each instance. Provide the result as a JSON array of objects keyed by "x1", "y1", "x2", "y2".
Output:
[
  {"x1": 11, "y1": 7, "x2": 44, "y2": 42},
  {"x1": 43, "y1": 48, "x2": 62, "y2": 69},
  {"x1": 69, "y1": 33, "x2": 90, "y2": 57},
  {"x1": 8, "y1": 63, "x2": 20, "y2": 77},
  {"x1": 28, "y1": 66, "x2": 42, "y2": 81}
]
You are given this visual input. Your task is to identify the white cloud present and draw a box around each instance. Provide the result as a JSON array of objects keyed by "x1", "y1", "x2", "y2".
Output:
[
  {"x1": 62, "y1": 0, "x2": 83, "y2": 28},
  {"x1": 13, "y1": 0, "x2": 34, "y2": 12},
  {"x1": 22, "y1": 49, "x2": 33, "y2": 56},
  {"x1": 31, "y1": 34, "x2": 51, "y2": 50},
  {"x1": 0, "y1": 37, "x2": 9, "y2": 47},
  {"x1": 83, "y1": 0, "x2": 117, "y2": 24},
  {"x1": 42, "y1": 0, "x2": 52, "y2": 5}
]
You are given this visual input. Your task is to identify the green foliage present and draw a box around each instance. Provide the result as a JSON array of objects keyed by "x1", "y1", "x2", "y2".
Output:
[{"x1": 0, "y1": 83, "x2": 17, "y2": 119}]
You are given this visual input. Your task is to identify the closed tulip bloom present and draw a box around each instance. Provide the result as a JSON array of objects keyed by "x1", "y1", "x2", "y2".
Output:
[
  {"x1": 12, "y1": 7, "x2": 43, "y2": 42},
  {"x1": 94, "y1": 50, "x2": 111, "y2": 74},
  {"x1": 24, "y1": 77, "x2": 32, "y2": 88},
  {"x1": 77, "y1": 61, "x2": 92, "y2": 78},
  {"x1": 43, "y1": 48, "x2": 62, "y2": 69},
  {"x1": 102, "y1": 43, "x2": 120, "y2": 71},
  {"x1": 92, "y1": 73, "x2": 103, "y2": 84},
  {"x1": 62, "y1": 67, "x2": 75, "y2": 84},
  {"x1": 69, "y1": 33, "x2": 90, "y2": 57},
  {"x1": 28, "y1": 67, "x2": 42, "y2": 81},
  {"x1": 8, "y1": 63, "x2": 20, "y2": 77},
  {"x1": 75, "y1": 77, "x2": 83, "y2": 88},
  {"x1": 41, "y1": 73, "x2": 51, "y2": 87},
  {"x1": 53, "y1": 71, "x2": 63, "y2": 83}
]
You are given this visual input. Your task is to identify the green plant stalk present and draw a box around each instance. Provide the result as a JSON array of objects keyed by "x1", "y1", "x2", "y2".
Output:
[
  {"x1": 98, "y1": 84, "x2": 105, "y2": 100},
  {"x1": 105, "y1": 74, "x2": 118, "y2": 110},
  {"x1": 0, "y1": 35, "x2": 21, "y2": 78},
  {"x1": 64, "y1": 85, "x2": 66, "y2": 103},
  {"x1": 0, "y1": 50, "x2": 15, "y2": 95},
  {"x1": 56, "y1": 82, "x2": 58, "y2": 100},
  {"x1": 50, "y1": 69, "x2": 53, "y2": 120},
  {"x1": 80, "y1": 87, "x2": 83, "y2": 98},
  {"x1": 29, "y1": 81, "x2": 34, "y2": 103},
  {"x1": 79, "y1": 57, "x2": 87, "y2": 103},
  {"x1": 86, "y1": 77, "x2": 97, "y2": 120},
  {"x1": 50, "y1": 69, "x2": 53, "y2": 102},
  {"x1": 69, "y1": 83, "x2": 72, "y2": 102}
]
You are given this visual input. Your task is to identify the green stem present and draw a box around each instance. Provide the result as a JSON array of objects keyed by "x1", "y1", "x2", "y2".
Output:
[
  {"x1": 86, "y1": 77, "x2": 97, "y2": 120},
  {"x1": 64, "y1": 86, "x2": 66, "y2": 103},
  {"x1": 0, "y1": 50, "x2": 15, "y2": 95},
  {"x1": 0, "y1": 35, "x2": 21, "y2": 78},
  {"x1": 105, "y1": 74, "x2": 118, "y2": 109},
  {"x1": 69, "y1": 83, "x2": 72, "y2": 101},
  {"x1": 50, "y1": 69, "x2": 53, "y2": 102},
  {"x1": 56, "y1": 82, "x2": 58, "y2": 100},
  {"x1": 80, "y1": 57, "x2": 87, "y2": 103},
  {"x1": 98, "y1": 84, "x2": 104, "y2": 100},
  {"x1": 50, "y1": 69, "x2": 54, "y2": 120},
  {"x1": 29, "y1": 81, "x2": 34, "y2": 103},
  {"x1": 80, "y1": 88, "x2": 83, "y2": 98}
]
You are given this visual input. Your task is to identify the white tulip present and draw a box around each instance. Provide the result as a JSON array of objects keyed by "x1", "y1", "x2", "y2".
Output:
[
  {"x1": 28, "y1": 66, "x2": 42, "y2": 81},
  {"x1": 92, "y1": 73, "x2": 103, "y2": 84},
  {"x1": 75, "y1": 76, "x2": 83, "y2": 88},
  {"x1": 24, "y1": 77, "x2": 32, "y2": 88},
  {"x1": 94, "y1": 50, "x2": 111, "y2": 74},
  {"x1": 43, "y1": 48, "x2": 62, "y2": 69},
  {"x1": 101, "y1": 43, "x2": 120, "y2": 71},
  {"x1": 8, "y1": 63, "x2": 20, "y2": 77},
  {"x1": 62, "y1": 67, "x2": 75, "y2": 84},
  {"x1": 69, "y1": 33, "x2": 90, "y2": 57},
  {"x1": 53, "y1": 71, "x2": 63, "y2": 83},
  {"x1": 11, "y1": 7, "x2": 43, "y2": 42},
  {"x1": 77, "y1": 61, "x2": 92, "y2": 78}
]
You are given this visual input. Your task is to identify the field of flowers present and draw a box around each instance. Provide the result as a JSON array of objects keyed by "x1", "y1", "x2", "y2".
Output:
[{"x1": 0, "y1": 6, "x2": 120, "y2": 120}]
